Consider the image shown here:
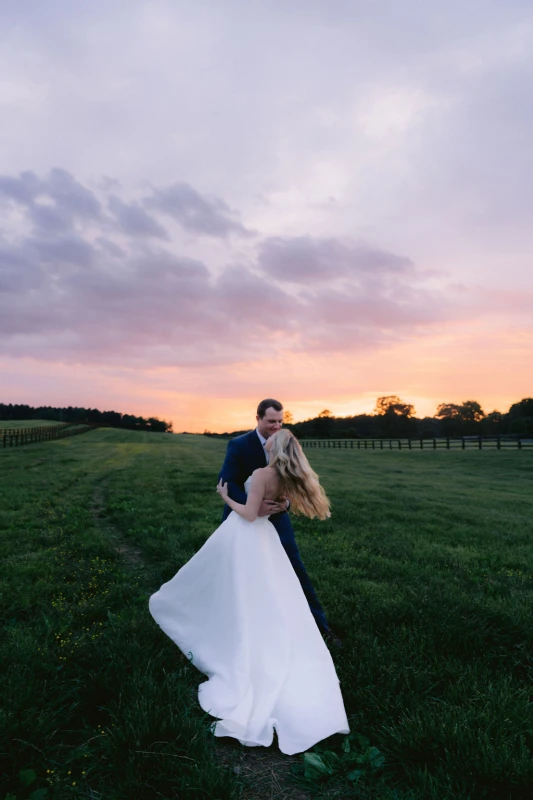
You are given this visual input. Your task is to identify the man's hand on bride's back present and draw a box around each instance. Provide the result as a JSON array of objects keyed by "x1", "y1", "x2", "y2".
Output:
[{"x1": 258, "y1": 496, "x2": 289, "y2": 516}]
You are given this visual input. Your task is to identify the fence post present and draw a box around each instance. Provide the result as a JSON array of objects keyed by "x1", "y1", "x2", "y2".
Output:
[
  {"x1": 398, "y1": 439, "x2": 402, "y2": 449},
  {"x1": 364, "y1": 440, "x2": 367, "y2": 450},
  {"x1": 372, "y1": 440, "x2": 375, "y2": 449},
  {"x1": 446, "y1": 437, "x2": 450, "y2": 449},
  {"x1": 433, "y1": 438, "x2": 436, "y2": 449},
  {"x1": 408, "y1": 439, "x2": 412, "y2": 450},
  {"x1": 350, "y1": 440, "x2": 353, "y2": 449},
  {"x1": 518, "y1": 438, "x2": 522, "y2": 450},
  {"x1": 497, "y1": 436, "x2": 501, "y2": 450},
  {"x1": 380, "y1": 440, "x2": 383, "y2": 450},
  {"x1": 478, "y1": 436, "x2": 482, "y2": 450},
  {"x1": 462, "y1": 438, "x2": 465, "y2": 450},
  {"x1": 420, "y1": 438, "x2": 423, "y2": 449},
  {"x1": 389, "y1": 440, "x2": 392, "y2": 450}
]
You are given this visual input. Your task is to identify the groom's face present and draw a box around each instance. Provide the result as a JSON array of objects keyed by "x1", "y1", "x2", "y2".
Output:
[{"x1": 256, "y1": 407, "x2": 283, "y2": 439}]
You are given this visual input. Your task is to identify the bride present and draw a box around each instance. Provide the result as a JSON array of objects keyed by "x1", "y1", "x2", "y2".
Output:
[{"x1": 149, "y1": 429, "x2": 349, "y2": 755}]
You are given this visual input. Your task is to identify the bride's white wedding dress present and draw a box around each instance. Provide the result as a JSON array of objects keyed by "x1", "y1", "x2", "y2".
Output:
[{"x1": 149, "y1": 477, "x2": 349, "y2": 755}]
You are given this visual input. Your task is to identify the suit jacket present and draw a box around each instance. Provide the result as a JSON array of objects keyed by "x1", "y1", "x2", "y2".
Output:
[{"x1": 218, "y1": 430, "x2": 293, "y2": 538}]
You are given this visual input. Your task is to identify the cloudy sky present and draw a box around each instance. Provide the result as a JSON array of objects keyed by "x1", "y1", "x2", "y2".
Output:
[{"x1": 1, "y1": 0, "x2": 532, "y2": 432}]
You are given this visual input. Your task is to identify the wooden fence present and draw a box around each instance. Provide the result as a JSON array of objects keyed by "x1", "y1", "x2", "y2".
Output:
[
  {"x1": 1, "y1": 424, "x2": 97, "y2": 448},
  {"x1": 300, "y1": 436, "x2": 533, "y2": 451}
]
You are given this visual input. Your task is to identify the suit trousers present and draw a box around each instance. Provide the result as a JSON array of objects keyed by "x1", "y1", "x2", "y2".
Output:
[{"x1": 271, "y1": 512, "x2": 329, "y2": 635}]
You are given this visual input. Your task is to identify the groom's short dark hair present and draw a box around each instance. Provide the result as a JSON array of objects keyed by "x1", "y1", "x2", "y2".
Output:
[{"x1": 257, "y1": 398, "x2": 283, "y2": 418}]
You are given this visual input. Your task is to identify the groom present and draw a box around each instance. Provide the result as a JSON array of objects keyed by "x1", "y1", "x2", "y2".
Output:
[{"x1": 219, "y1": 398, "x2": 339, "y2": 645}]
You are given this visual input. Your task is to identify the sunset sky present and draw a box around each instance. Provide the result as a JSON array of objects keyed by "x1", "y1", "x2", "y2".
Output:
[{"x1": 1, "y1": 0, "x2": 532, "y2": 432}]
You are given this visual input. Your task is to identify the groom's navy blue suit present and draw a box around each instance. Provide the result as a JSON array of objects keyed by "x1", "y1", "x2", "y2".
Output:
[{"x1": 219, "y1": 429, "x2": 329, "y2": 635}]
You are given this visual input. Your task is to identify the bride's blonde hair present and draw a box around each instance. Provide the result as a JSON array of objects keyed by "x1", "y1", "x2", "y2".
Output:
[{"x1": 268, "y1": 429, "x2": 331, "y2": 520}]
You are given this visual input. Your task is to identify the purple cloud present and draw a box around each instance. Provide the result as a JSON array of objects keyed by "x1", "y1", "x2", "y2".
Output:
[
  {"x1": 45, "y1": 168, "x2": 102, "y2": 220},
  {"x1": 29, "y1": 234, "x2": 95, "y2": 269},
  {"x1": 0, "y1": 171, "x2": 41, "y2": 205},
  {"x1": 144, "y1": 182, "x2": 254, "y2": 239},
  {"x1": 0, "y1": 243, "x2": 45, "y2": 294},
  {"x1": 0, "y1": 169, "x2": 103, "y2": 238},
  {"x1": 108, "y1": 195, "x2": 169, "y2": 240},
  {"x1": 258, "y1": 237, "x2": 413, "y2": 282}
]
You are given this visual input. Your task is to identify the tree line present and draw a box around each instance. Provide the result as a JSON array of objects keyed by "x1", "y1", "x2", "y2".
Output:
[
  {"x1": 0, "y1": 403, "x2": 173, "y2": 433},
  {"x1": 284, "y1": 396, "x2": 533, "y2": 439}
]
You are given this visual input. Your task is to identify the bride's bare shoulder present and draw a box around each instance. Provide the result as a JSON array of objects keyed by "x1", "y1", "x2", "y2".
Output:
[
  {"x1": 252, "y1": 466, "x2": 276, "y2": 480},
  {"x1": 263, "y1": 466, "x2": 279, "y2": 483}
]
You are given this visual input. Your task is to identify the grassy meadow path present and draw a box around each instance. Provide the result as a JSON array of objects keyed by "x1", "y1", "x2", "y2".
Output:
[{"x1": 1, "y1": 429, "x2": 532, "y2": 799}]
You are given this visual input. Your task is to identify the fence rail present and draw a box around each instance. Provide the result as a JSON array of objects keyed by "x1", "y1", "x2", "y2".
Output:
[
  {"x1": 300, "y1": 436, "x2": 533, "y2": 451},
  {"x1": 1, "y1": 424, "x2": 97, "y2": 448}
]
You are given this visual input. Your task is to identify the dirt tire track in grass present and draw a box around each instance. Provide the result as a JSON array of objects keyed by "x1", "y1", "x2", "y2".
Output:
[
  {"x1": 90, "y1": 478, "x2": 145, "y2": 568},
  {"x1": 217, "y1": 740, "x2": 312, "y2": 800}
]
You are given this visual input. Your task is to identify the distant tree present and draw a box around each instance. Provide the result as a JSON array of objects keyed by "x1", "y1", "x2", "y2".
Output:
[
  {"x1": 435, "y1": 403, "x2": 462, "y2": 420},
  {"x1": 508, "y1": 398, "x2": 533, "y2": 419},
  {"x1": 436, "y1": 400, "x2": 484, "y2": 423},
  {"x1": 436, "y1": 400, "x2": 485, "y2": 435},
  {"x1": 419, "y1": 417, "x2": 439, "y2": 439},
  {"x1": 374, "y1": 396, "x2": 415, "y2": 418},
  {"x1": 0, "y1": 403, "x2": 172, "y2": 432},
  {"x1": 481, "y1": 411, "x2": 503, "y2": 435},
  {"x1": 509, "y1": 417, "x2": 529, "y2": 434},
  {"x1": 507, "y1": 398, "x2": 533, "y2": 435},
  {"x1": 102, "y1": 410, "x2": 122, "y2": 426},
  {"x1": 340, "y1": 426, "x2": 359, "y2": 439},
  {"x1": 314, "y1": 410, "x2": 333, "y2": 437},
  {"x1": 36, "y1": 407, "x2": 58, "y2": 421},
  {"x1": 373, "y1": 396, "x2": 416, "y2": 437},
  {"x1": 148, "y1": 416, "x2": 168, "y2": 432},
  {"x1": 283, "y1": 410, "x2": 294, "y2": 424},
  {"x1": 460, "y1": 400, "x2": 485, "y2": 423}
]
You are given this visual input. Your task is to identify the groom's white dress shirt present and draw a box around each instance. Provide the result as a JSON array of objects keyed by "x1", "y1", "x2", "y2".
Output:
[{"x1": 256, "y1": 429, "x2": 269, "y2": 464}]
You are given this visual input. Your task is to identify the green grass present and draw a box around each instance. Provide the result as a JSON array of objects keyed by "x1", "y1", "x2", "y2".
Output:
[
  {"x1": 1, "y1": 430, "x2": 532, "y2": 799},
  {"x1": 0, "y1": 420, "x2": 64, "y2": 429}
]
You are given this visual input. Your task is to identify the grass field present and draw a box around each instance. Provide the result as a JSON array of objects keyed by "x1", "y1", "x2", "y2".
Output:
[
  {"x1": 0, "y1": 420, "x2": 64, "y2": 429},
  {"x1": 1, "y1": 429, "x2": 532, "y2": 799}
]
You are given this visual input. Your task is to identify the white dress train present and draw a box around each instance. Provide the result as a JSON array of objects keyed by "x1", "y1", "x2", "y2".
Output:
[{"x1": 149, "y1": 477, "x2": 349, "y2": 755}]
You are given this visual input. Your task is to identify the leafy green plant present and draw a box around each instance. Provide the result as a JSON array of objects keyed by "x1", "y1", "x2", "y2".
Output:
[
  {"x1": 298, "y1": 732, "x2": 385, "y2": 786},
  {"x1": 2, "y1": 769, "x2": 48, "y2": 800}
]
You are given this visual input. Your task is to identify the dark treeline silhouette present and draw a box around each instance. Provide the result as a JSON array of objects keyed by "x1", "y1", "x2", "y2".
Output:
[
  {"x1": 284, "y1": 396, "x2": 533, "y2": 439},
  {"x1": 0, "y1": 403, "x2": 172, "y2": 433},
  {"x1": 204, "y1": 396, "x2": 533, "y2": 439}
]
